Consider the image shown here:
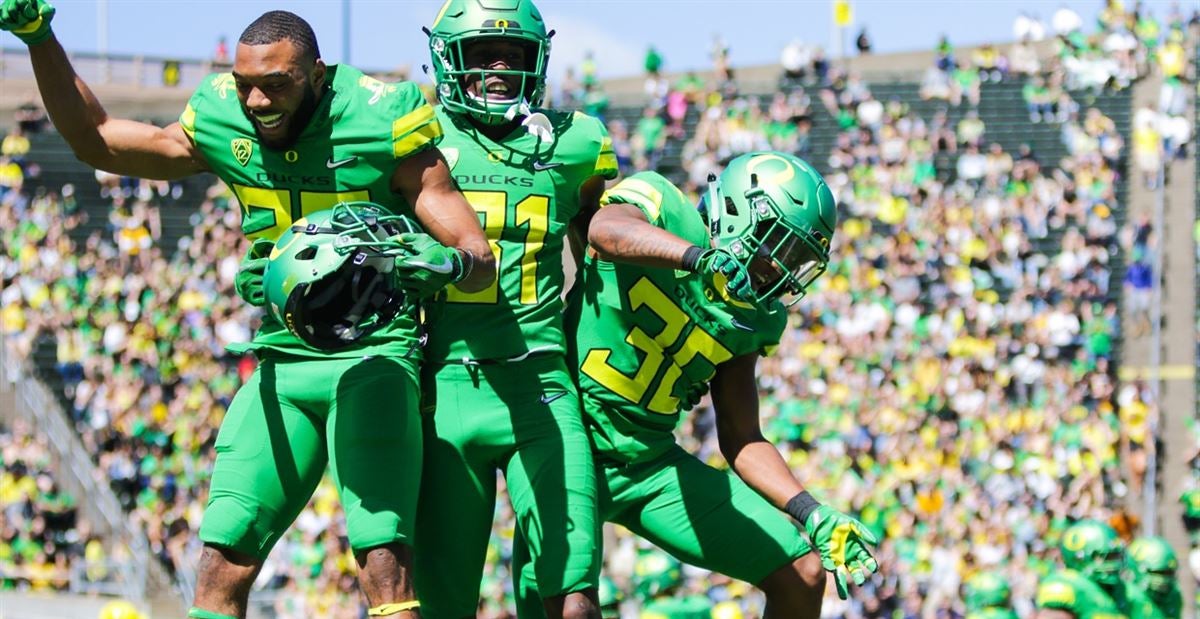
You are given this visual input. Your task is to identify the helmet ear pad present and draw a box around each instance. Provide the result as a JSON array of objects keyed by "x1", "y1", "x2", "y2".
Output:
[{"x1": 282, "y1": 251, "x2": 404, "y2": 351}]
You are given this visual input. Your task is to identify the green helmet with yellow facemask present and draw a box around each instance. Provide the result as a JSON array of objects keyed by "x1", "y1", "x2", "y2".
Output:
[
  {"x1": 1059, "y1": 520, "x2": 1123, "y2": 588},
  {"x1": 701, "y1": 151, "x2": 837, "y2": 306}
]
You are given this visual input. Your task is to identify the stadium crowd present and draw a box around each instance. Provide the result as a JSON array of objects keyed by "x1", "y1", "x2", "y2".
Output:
[
  {"x1": 0, "y1": 418, "x2": 112, "y2": 592},
  {"x1": 0, "y1": 0, "x2": 1197, "y2": 616}
]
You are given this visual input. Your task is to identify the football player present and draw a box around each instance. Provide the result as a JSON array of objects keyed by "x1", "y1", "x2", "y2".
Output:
[
  {"x1": 520, "y1": 152, "x2": 878, "y2": 616},
  {"x1": 0, "y1": 3, "x2": 494, "y2": 618},
  {"x1": 413, "y1": 0, "x2": 617, "y2": 617},
  {"x1": 1125, "y1": 536, "x2": 1182, "y2": 619},
  {"x1": 964, "y1": 572, "x2": 1018, "y2": 619},
  {"x1": 1036, "y1": 520, "x2": 1139, "y2": 619}
]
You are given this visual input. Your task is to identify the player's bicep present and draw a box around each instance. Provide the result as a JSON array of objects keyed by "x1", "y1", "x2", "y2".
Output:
[{"x1": 92, "y1": 119, "x2": 207, "y2": 180}]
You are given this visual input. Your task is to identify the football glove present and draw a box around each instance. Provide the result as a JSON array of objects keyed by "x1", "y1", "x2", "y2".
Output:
[
  {"x1": 686, "y1": 247, "x2": 753, "y2": 303},
  {"x1": 0, "y1": 0, "x2": 55, "y2": 45},
  {"x1": 391, "y1": 232, "x2": 467, "y2": 299},
  {"x1": 234, "y1": 238, "x2": 274, "y2": 307},
  {"x1": 789, "y1": 492, "x2": 880, "y2": 600}
]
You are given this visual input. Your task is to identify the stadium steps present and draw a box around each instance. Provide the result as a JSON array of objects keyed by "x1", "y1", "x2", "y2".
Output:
[{"x1": 25, "y1": 132, "x2": 214, "y2": 251}]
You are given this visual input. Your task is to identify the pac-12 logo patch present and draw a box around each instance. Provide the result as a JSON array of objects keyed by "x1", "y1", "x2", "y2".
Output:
[
  {"x1": 231, "y1": 139, "x2": 254, "y2": 166},
  {"x1": 441, "y1": 147, "x2": 459, "y2": 170}
]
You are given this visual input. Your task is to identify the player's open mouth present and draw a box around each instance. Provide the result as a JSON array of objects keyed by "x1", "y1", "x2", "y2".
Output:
[{"x1": 254, "y1": 112, "x2": 286, "y2": 130}]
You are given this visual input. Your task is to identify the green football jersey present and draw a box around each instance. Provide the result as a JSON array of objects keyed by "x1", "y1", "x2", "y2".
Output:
[
  {"x1": 1124, "y1": 582, "x2": 1179, "y2": 619},
  {"x1": 1036, "y1": 570, "x2": 1128, "y2": 619},
  {"x1": 424, "y1": 107, "x2": 617, "y2": 362},
  {"x1": 179, "y1": 64, "x2": 442, "y2": 358},
  {"x1": 569, "y1": 172, "x2": 788, "y2": 463}
]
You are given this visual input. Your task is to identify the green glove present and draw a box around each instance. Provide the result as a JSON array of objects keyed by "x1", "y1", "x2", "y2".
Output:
[
  {"x1": 684, "y1": 246, "x2": 753, "y2": 302},
  {"x1": 788, "y1": 492, "x2": 880, "y2": 600},
  {"x1": 234, "y1": 238, "x2": 274, "y2": 307},
  {"x1": 0, "y1": 0, "x2": 55, "y2": 45},
  {"x1": 392, "y1": 232, "x2": 467, "y2": 299}
]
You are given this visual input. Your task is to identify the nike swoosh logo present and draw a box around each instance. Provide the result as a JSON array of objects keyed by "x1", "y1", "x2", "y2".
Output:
[
  {"x1": 326, "y1": 156, "x2": 358, "y2": 169},
  {"x1": 531, "y1": 160, "x2": 562, "y2": 171},
  {"x1": 403, "y1": 256, "x2": 455, "y2": 274},
  {"x1": 730, "y1": 319, "x2": 755, "y2": 332},
  {"x1": 539, "y1": 392, "x2": 569, "y2": 405}
]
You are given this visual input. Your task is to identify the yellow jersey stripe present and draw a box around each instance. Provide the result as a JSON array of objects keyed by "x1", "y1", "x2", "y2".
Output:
[
  {"x1": 601, "y1": 178, "x2": 663, "y2": 222},
  {"x1": 179, "y1": 104, "x2": 197, "y2": 141},
  {"x1": 393, "y1": 121, "x2": 443, "y2": 158},
  {"x1": 595, "y1": 136, "x2": 618, "y2": 178},
  {"x1": 392, "y1": 104, "x2": 441, "y2": 158},
  {"x1": 392, "y1": 104, "x2": 437, "y2": 142}
]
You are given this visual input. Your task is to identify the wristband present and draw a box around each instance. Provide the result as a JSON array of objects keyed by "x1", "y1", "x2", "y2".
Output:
[
  {"x1": 785, "y1": 490, "x2": 821, "y2": 524},
  {"x1": 453, "y1": 248, "x2": 474, "y2": 284},
  {"x1": 681, "y1": 245, "x2": 704, "y2": 272}
]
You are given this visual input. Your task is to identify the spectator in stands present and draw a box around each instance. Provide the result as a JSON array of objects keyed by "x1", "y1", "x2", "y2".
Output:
[
  {"x1": 14, "y1": 99, "x2": 46, "y2": 134},
  {"x1": 213, "y1": 35, "x2": 229, "y2": 64},
  {"x1": 856, "y1": 27, "x2": 872, "y2": 55},
  {"x1": 631, "y1": 105, "x2": 667, "y2": 171},
  {"x1": 1024, "y1": 75, "x2": 1054, "y2": 122},
  {"x1": 950, "y1": 60, "x2": 982, "y2": 107},
  {"x1": 779, "y1": 39, "x2": 811, "y2": 90},
  {"x1": 1132, "y1": 106, "x2": 1163, "y2": 190},
  {"x1": 1053, "y1": 4, "x2": 1084, "y2": 36},
  {"x1": 2, "y1": 127, "x2": 31, "y2": 163}
]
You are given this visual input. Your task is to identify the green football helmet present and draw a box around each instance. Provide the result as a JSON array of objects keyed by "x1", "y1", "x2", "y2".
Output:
[
  {"x1": 425, "y1": 0, "x2": 551, "y2": 124},
  {"x1": 632, "y1": 550, "x2": 682, "y2": 599},
  {"x1": 262, "y1": 202, "x2": 415, "y2": 351},
  {"x1": 1059, "y1": 520, "x2": 1123, "y2": 587},
  {"x1": 701, "y1": 151, "x2": 836, "y2": 306},
  {"x1": 1127, "y1": 536, "x2": 1179, "y2": 598},
  {"x1": 964, "y1": 572, "x2": 1012, "y2": 611}
]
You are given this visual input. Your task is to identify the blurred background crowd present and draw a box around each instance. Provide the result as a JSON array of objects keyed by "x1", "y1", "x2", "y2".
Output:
[{"x1": 0, "y1": 0, "x2": 1197, "y2": 617}]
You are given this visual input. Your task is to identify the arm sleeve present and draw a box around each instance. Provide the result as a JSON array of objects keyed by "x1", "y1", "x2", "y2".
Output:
[{"x1": 390, "y1": 82, "x2": 444, "y2": 160}]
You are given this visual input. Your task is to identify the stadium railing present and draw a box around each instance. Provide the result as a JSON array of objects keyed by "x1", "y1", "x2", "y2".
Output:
[{"x1": 0, "y1": 342, "x2": 150, "y2": 602}]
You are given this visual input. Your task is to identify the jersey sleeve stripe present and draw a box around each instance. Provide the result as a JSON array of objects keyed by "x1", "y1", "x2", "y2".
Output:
[
  {"x1": 601, "y1": 178, "x2": 663, "y2": 223},
  {"x1": 392, "y1": 105, "x2": 442, "y2": 158},
  {"x1": 179, "y1": 104, "x2": 197, "y2": 141},
  {"x1": 594, "y1": 136, "x2": 619, "y2": 179}
]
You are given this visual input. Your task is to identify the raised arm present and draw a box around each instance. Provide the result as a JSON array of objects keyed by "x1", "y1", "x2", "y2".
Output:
[
  {"x1": 2, "y1": 1, "x2": 207, "y2": 179},
  {"x1": 390, "y1": 148, "x2": 495, "y2": 292}
]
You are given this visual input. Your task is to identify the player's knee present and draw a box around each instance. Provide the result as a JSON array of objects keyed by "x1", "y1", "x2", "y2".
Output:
[
  {"x1": 759, "y1": 553, "x2": 826, "y2": 598},
  {"x1": 198, "y1": 497, "x2": 267, "y2": 560},
  {"x1": 553, "y1": 590, "x2": 601, "y2": 619},
  {"x1": 795, "y1": 552, "x2": 827, "y2": 590},
  {"x1": 346, "y1": 509, "x2": 407, "y2": 552}
]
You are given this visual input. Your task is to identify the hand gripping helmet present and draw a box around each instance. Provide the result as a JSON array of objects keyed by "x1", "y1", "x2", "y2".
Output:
[
  {"x1": 426, "y1": 0, "x2": 551, "y2": 124},
  {"x1": 1059, "y1": 519, "x2": 1123, "y2": 587},
  {"x1": 964, "y1": 572, "x2": 1012, "y2": 612},
  {"x1": 263, "y1": 202, "x2": 414, "y2": 351},
  {"x1": 702, "y1": 151, "x2": 837, "y2": 306},
  {"x1": 1126, "y1": 536, "x2": 1179, "y2": 599}
]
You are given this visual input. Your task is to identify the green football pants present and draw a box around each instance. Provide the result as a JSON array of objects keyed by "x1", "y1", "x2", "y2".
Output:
[
  {"x1": 414, "y1": 355, "x2": 599, "y2": 618},
  {"x1": 199, "y1": 353, "x2": 422, "y2": 560},
  {"x1": 515, "y1": 444, "x2": 813, "y2": 617}
]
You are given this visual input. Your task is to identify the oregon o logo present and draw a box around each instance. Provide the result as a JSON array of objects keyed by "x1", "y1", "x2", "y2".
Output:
[
  {"x1": 285, "y1": 150, "x2": 299, "y2": 163},
  {"x1": 1062, "y1": 530, "x2": 1087, "y2": 553}
]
